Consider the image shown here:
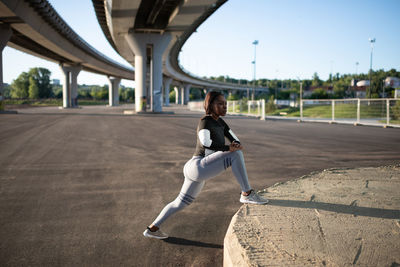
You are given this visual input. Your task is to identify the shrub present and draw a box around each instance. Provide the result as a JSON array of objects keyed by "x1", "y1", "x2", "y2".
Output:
[
  {"x1": 392, "y1": 101, "x2": 400, "y2": 120},
  {"x1": 265, "y1": 96, "x2": 276, "y2": 113}
]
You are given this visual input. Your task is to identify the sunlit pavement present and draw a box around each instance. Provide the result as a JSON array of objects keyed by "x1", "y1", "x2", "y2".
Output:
[{"x1": 1, "y1": 105, "x2": 399, "y2": 266}]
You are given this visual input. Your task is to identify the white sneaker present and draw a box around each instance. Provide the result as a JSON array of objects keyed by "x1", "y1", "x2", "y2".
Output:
[
  {"x1": 143, "y1": 228, "x2": 169, "y2": 240},
  {"x1": 240, "y1": 190, "x2": 269, "y2": 205}
]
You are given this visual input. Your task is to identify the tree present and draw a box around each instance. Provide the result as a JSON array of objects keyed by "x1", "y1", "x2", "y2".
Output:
[
  {"x1": 312, "y1": 72, "x2": 322, "y2": 87},
  {"x1": 28, "y1": 76, "x2": 39, "y2": 99},
  {"x1": 10, "y1": 68, "x2": 52, "y2": 99},
  {"x1": 333, "y1": 80, "x2": 347, "y2": 98},
  {"x1": 29, "y1": 68, "x2": 52, "y2": 98},
  {"x1": 11, "y1": 72, "x2": 30, "y2": 98}
]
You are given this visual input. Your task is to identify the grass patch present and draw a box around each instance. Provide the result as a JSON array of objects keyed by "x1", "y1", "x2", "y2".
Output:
[
  {"x1": 272, "y1": 103, "x2": 388, "y2": 119},
  {"x1": 4, "y1": 99, "x2": 113, "y2": 107},
  {"x1": 78, "y1": 100, "x2": 108, "y2": 105},
  {"x1": 4, "y1": 99, "x2": 61, "y2": 106}
]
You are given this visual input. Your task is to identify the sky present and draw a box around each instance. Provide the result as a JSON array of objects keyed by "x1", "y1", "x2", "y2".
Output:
[{"x1": 3, "y1": 0, "x2": 400, "y2": 86}]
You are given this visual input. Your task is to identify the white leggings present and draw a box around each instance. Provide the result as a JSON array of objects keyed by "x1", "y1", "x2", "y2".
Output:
[{"x1": 151, "y1": 150, "x2": 251, "y2": 227}]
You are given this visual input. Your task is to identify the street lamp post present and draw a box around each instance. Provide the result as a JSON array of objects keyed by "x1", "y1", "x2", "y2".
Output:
[
  {"x1": 368, "y1": 38, "x2": 376, "y2": 98},
  {"x1": 355, "y1": 62, "x2": 359, "y2": 76},
  {"x1": 252, "y1": 40, "x2": 258, "y2": 100}
]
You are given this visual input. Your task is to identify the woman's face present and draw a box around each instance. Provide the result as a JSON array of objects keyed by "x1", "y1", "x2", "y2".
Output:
[{"x1": 212, "y1": 95, "x2": 227, "y2": 117}]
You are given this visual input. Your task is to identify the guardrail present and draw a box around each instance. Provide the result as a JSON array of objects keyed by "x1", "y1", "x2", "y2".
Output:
[
  {"x1": 300, "y1": 98, "x2": 400, "y2": 127},
  {"x1": 225, "y1": 98, "x2": 400, "y2": 128},
  {"x1": 227, "y1": 100, "x2": 265, "y2": 120}
]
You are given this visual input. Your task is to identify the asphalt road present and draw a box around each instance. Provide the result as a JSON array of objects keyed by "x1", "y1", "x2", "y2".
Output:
[{"x1": 1, "y1": 105, "x2": 399, "y2": 267}]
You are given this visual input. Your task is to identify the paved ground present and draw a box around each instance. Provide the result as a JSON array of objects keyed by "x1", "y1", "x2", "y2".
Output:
[
  {"x1": 225, "y1": 165, "x2": 400, "y2": 266},
  {"x1": 0, "y1": 104, "x2": 399, "y2": 266}
]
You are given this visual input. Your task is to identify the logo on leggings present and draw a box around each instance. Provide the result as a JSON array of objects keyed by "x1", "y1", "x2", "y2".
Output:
[
  {"x1": 224, "y1": 157, "x2": 232, "y2": 170},
  {"x1": 179, "y1": 192, "x2": 195, "y2": 205}
]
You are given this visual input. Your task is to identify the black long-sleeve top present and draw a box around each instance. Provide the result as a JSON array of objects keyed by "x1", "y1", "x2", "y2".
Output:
[{"x1": 193, "y1": 115, "x2": 240, "y2": 157}]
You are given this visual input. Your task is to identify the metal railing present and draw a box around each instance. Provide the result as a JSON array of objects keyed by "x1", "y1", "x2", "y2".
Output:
[
  {"x1": 227, "y1": 100, "x2": 265, "y2": 120},
  {"x1": 225, "y1": 98, "x2": 400, "y2": 128},
  {"x1": 300, "y1": 98, "x2": 400, "y2": 127}
]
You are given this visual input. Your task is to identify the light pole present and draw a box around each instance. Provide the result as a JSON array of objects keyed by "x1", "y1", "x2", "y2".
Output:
[
  {"x1": 251, "y1": 40, "x2": 258, "y2": 100},
  {"x1": 297, "y1": 77, "x2": 303, "y2": 121},
  {"x1": 355, "y1": 62, "x2": 359, "y2": 76},
  {"x1": 368, "y1": 38, "x2": 376, "y2": 98}
]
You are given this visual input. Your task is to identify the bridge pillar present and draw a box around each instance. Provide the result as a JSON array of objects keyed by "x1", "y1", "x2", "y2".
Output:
[
  {"x1": 108, "y1": 76, "x2": 121, "y2": 106},
  {"x1": 0, "y1": 25, "x2": 12, "y2": 110},
  {"x1": 163, "y1": 77, "x2": 172, "y2": 106},
  {"x1": 59, "y1": 64, "x2": 71, "y2": 108},
  {"x1": 183, "y1": 84, "x2": 191, "y2": 105},
  {"x1": 59, "y1": 64, "x2": 81, "y2": 108},
  {"x1": 174, "y1": 86, "x2": 180, "y2": 104},
  {"x1": 180, "y1": 86, "x2": 185, "y2": 105},
  {"x1": 70, "y1": 65, "x2": 81, "y2": 107},
  {"x1": 125, "y1": 32, "x2": 171, "y2": 112}
]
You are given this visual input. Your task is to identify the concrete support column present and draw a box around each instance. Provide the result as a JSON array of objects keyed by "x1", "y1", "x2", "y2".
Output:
[
  {"x1": 108, "y1": 76, "x2": 121, "y2": 106},
  {"x1": 0, "y1": 25, "x2": 12, "y2": 110},
  {"x1": 70, "y1": 65, "x2": 81, "y2": 107},
  {"x1": 152, "y1": 34, "x2": 171, "y2": 112},
  {"x1": 163, "y1": 77, "x2": 172, "y2": 106},
  {"x1": 59, "y1": 64, "x2": 71, "y2": 108},
  {"x1": 174, "y1": 86, "x2": 180, "y2": 104},
  {"x1": 125, "y1": 33, "x2": 146, "y2": 112},
  {"x1": 59, "y1": 64, "x2": 81, "y2": 108},
  {"x1": 180, "y1": 86, "x2": 185, "y2": 106},
  {"x1": 125, "y1": 32, "x2": 171, "y2": 112},
  {"x1": 183, "y1": 84, "x2": 191, "y2": 105}
]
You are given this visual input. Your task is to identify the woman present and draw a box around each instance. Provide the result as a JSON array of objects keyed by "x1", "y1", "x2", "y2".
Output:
[{"x1": 143, "y1": 91, "x2": 268, "y2": 239}]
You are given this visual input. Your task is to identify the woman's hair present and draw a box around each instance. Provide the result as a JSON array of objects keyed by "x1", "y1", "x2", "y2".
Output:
[{"x1": 204, "y1": 91, "x2": 223, "y2": 115}]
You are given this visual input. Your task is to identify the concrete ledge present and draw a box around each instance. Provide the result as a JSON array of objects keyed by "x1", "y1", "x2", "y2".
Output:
[{"x1": 224, "y1": 165, "x2": 400, "y2": 266}]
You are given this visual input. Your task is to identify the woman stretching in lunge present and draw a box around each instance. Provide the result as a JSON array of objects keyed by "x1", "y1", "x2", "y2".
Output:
[{"x1": 143, "y1": 91, "x2": 268, "y2": 239}]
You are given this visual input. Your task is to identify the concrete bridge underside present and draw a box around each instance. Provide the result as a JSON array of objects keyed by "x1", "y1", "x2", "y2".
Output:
[{"x1": 0, "y1": 0, "x2": 268, "y2": 112}]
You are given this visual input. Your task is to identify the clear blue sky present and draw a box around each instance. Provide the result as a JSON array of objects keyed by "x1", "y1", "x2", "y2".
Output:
[{"x1": 3, "y1": 0, "x2": 400, "y2": 86}]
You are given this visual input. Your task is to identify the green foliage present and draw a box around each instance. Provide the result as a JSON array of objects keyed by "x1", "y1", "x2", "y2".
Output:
[
  {"x1": 392, "y1": 101, "x2": 400, "y2": 120},
  {"x1": 311, "y1": 88, "x2": 329, "y2": 99},
  {"x1": 312, "y1": 72, "x2": 322, "y2": 87},
  {"x1": 119, "y1": 87, "x2": 134, "y2": 102},
  {"x1": 89, "y1": 85, "x2": 108, "y2": 100},
  {"x1": 227, "y1": 93, "x2": 239, "y2": 101},
  {"x1": 189, "y1": 88, "x2": 203, "y2": 100},
  {"x1": 333, "y1": 79, "x2": 348, "y2": 98},
  {"x1": 52, "y1": 85, "x2": 62, "y2": 98},
  {"x1": 2, "y1": 83, "x2": 12, "y2": 98},
  {"x1": 11, "y1": 71, "x2": 30, "y2": 98},
  {"x1": 240, "y1": 97, "x2": 248, "y2": 111},
  {"x1": 10, "y1": 67, "x2": 52, "y2": 99},
  {"x1": 255, "y1": 93, "x2": 268, "y2": 100},
  {"x1": 265, "y1": 95, "x2": 277, "y2": 113},
  {"x1": 28, "y1": 76, "x2": 39, "y2": 99},
  {"x1": 29, "y1": 68, "x2": 52, "y2": 98},
  {"x1": 169, "y1": 89, "x2": 176, "y2": 103}
]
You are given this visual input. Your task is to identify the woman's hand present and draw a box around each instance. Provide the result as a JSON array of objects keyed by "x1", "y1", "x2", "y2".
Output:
[{"x1": 229, "y1": 142, "x2": 243, "y2": 152}]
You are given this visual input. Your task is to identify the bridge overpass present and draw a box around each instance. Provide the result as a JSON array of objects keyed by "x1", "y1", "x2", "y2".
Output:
[{"x1": 0, "y1": 0, "x2": 268, "y2": 111}]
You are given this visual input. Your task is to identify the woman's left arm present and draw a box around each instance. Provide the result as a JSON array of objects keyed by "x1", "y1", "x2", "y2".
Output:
[{"x1": 221, "y1": 119, "x2": 240, "y2": 144}]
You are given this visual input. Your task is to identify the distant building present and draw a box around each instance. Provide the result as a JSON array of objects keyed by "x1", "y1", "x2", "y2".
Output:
[
  {"x1": 349, "y1": 80, "x2": 369, "y2": 98},
  {"x1": 384, "y1": 77, "x2": 400, "y2": 88},
  {"x1": 384, "y1": 77, "x2": 400, "y2": 98},
  {"x1": 52, "y1": 79, "x2": 60, "y2": 86}
]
